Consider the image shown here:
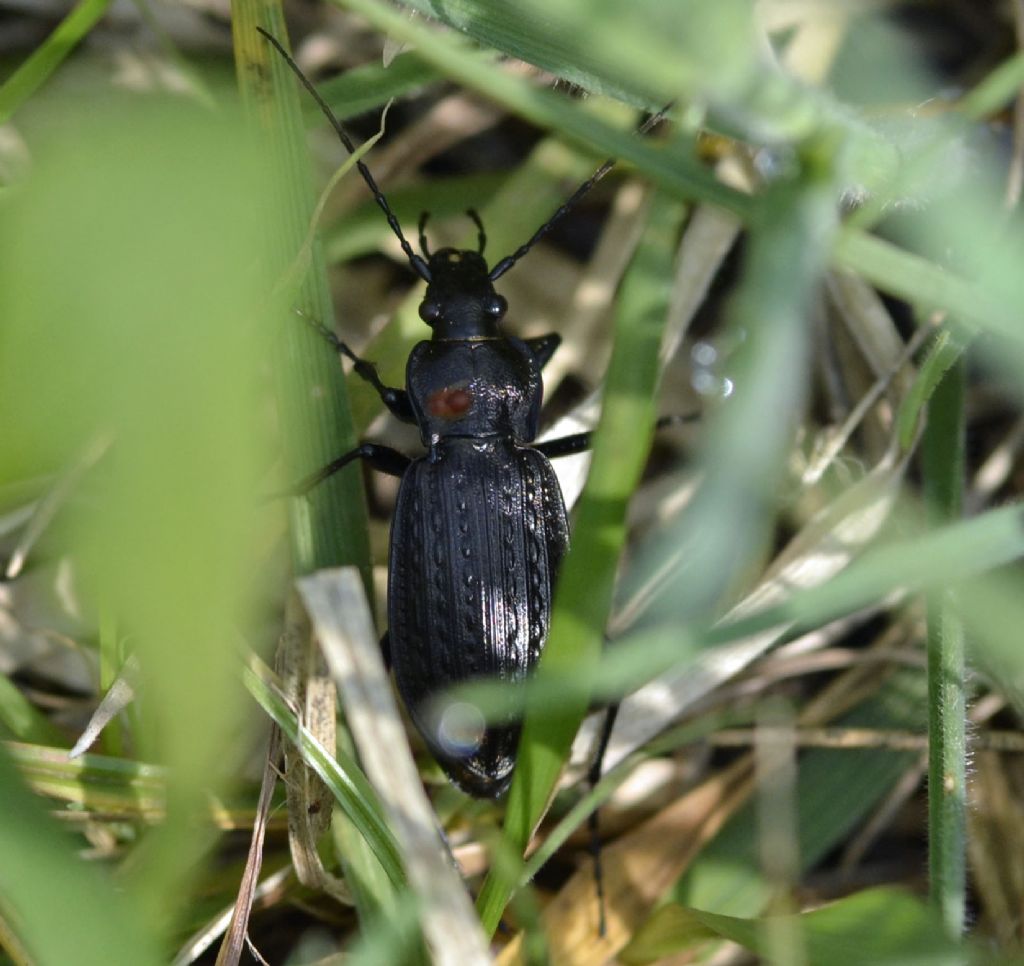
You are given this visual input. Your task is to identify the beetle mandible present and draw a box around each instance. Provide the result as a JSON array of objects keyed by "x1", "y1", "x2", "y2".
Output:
[{"x1": 259, "y1": 28, "x2": 666, "y2": 797}]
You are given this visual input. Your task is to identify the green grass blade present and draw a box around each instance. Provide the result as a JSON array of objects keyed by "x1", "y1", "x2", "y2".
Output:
[
  {"x1": 323, "y1": 172, "x2": 505, "y2": 265},
  {"x1": 955, "y1": 574, "x2": 1024, "y2": 716},
  {"x1": 329, "y1": 0, "x2": 743, "y2": 212},
  {"x1": 476, "y1": 190, "x2": 685, "y2": 932},
  {"x1": 0, "y1": 0, "x2": 113, "y2": 125},
  {"x1": 895, "y1": 326, "x2": 971, "y2": 453},
  {"x1": 923, "y1": 356, "x2": 968, "y2": 936},
  {"x1": 958, "y1": 51, "x2": 1024, "y2": 120},
  {"x1": 243, "y1": 661, "x2": 406, "y2": 890},
  {"x1": 675, "y1": 506, "x2": 1023, "y2": 667},
  {"x1": 397, "y1": 0, "x2": 735, "y2": 106},
  {"x1": 342, "y1": 0, "x2": 1020, "y2": 371},
  {"x1": 315, "y1": 51, "x2": 440, "y2": 120},
  {"x1": 623, "y1": 887, "x2": 966, "y2": 966},
  {"x1": 4, "y1": 741, "x2": 165, "y2": 819},
  {"x1": 395, "y1": 0, "x2": 889, "y2": 163},
  {"x1": 453, "y1": 498, "x2": 1024, "y2": 733},
  {"x1": 0, "y1": 745, "x2": 163, "y2": 965},
  {"x1": 232, "y1": 1, "x2": 372, "y2": 580},
  {"x1": 345, "y1": 892, "x2": 424, "y2": 966},
  {"x1": 0, "y1": 676, "x2": 67, "y2": 746},
  {"x1": 672, "y1": 671, "x2": 927, "y2": 926},
  {"x1": 832, "y1": 230, "x2": 1017, "y2": 345}
]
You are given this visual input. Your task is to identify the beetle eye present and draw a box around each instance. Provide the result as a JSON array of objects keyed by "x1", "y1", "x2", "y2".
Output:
[
  {"x1": 484, "y1": 294, "x2": 507, "y2": 318},
  {"x1": 419, "y1": 299, "x2": 442, "y2": 324}
]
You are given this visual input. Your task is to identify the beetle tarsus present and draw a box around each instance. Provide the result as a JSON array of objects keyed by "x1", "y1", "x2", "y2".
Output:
[
  {"x1": 298, "y1": 442, "x2": 410, "y2": 493},
  {"x1": 588, "y1": 703, "x2": 620, "y2": 938}
]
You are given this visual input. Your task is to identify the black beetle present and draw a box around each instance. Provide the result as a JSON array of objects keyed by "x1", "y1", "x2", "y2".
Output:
[{"x1": 259, "y1": 28, "x2": 666, "y2": 798}]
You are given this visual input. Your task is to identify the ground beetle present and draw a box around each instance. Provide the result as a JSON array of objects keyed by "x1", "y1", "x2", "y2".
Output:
[{"x1": 259, "y1": 28, "x2": 667, "y2": 798}]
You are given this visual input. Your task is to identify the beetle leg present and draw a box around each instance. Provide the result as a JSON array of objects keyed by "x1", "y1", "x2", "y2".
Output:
[
  {"x1": 345, "y1": 354, "x2": 416, "y2": 424},
  {"x1": 537, "y1": 414, "x2": 700, "y2": 460},
  {"x1": 523, "y1": 333, "x2": 561, "y2": 371},
  {"x1": 535, "y1": 430, "x2": 592, "y2": 459},
  {"x1": 295, "y1": 309, "x2": 416, "y2": 423},
  {"x1": 290, "y1": 443, "x2": 411, "y2": 495}
]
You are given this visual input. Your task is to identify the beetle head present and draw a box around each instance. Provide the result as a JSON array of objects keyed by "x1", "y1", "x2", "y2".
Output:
[{"x1": 418, "y1": 248, "x2": 508, "y2": 340}]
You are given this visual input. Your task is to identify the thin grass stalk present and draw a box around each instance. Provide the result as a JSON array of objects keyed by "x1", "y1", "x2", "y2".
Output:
[{"x1": 922, "y1": 355, "x2": 968, "y2": 936}]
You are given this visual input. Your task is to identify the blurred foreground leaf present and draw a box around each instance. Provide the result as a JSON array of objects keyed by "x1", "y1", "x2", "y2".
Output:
[
  {"x1": 622, "y1": 887, "x2": 967, "y2": 965},
  {"x1": 0, "y1": 88, "x2": 272, "y2": 937}
]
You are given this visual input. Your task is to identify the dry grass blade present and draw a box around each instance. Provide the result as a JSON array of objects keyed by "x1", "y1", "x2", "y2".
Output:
[
  {"x1": 658, "y1": 200, "x2": 742, "y2": 369},
  {"x1": 174, "y1": 867, "x2": 291, "y2": 965},
  {"x1": 297, "y1": 568, "x2": 491, "y2": 966},
  {"x1": 496, "y1": 760, "x2": 752, "y2": 963},
  {"x1": 968, "y1": 751, "x2": 1024, "y2": 947},
  {"x1": 68, "y1": 654, "x2": 140, "y2": 760},
  {"x1": 590, "y1": 440, "x2": 914, "y2": 776},
  {"x1": 277, "y1": 592, "x2": 352, "y2": 905},
  {"x1": 5, "y1": 433, "x2": 112, "y2": 581},
  {"x1": 214, "y1": 726, "x2": 282, "y2": 966}
]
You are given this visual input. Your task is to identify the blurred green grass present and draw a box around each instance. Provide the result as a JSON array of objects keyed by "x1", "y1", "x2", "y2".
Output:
[{"x1": 0, "y1": 90, "x2": 271, "y2": 954}]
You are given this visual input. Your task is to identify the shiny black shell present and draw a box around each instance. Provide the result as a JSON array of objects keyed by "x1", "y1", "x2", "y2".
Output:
[{"x1": 388, "y1": 336, "x2": 568, "y2": 797}]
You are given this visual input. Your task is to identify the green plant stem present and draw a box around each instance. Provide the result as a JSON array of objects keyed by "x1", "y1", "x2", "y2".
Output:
[
  {"x1": 0, "y1": 0, "x2": 113, "y2": 124},
  {"x1": 922, "y1": 352, "x2": 967, "y2": 937},
  {"x1": 231, "y1": 0, "x2": 371, "y2": 580}
]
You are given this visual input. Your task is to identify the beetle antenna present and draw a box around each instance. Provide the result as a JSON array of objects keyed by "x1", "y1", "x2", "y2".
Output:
[
  {"x1": 257, "y1": 27, "x2": 432, "y2": 282},
  {"x1": 488, "y1": 104, "x2": 673, "y2": 281}
]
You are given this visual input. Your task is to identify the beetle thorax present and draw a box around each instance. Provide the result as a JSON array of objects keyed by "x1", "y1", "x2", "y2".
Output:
[{"x1": 407, "y1": 339, "x2": 542, "y2": 443}]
